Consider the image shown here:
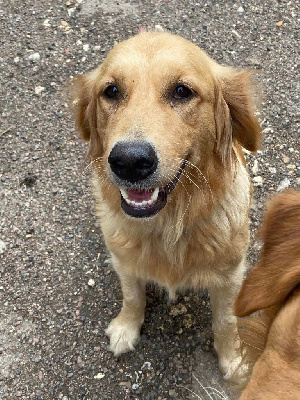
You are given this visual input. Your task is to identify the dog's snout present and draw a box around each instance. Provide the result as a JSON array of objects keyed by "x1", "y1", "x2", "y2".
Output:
[{"x1": 108, "y1": 141, "x2": 158, "y2": 183}]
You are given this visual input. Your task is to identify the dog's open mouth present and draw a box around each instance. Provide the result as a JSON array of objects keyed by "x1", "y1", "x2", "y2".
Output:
[{"x1": 119, "y1": 161, "x2": 187, "y2": 218}]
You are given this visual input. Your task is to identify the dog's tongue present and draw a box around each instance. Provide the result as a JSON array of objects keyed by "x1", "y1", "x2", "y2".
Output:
[{"x1": 127, "y1": 188, "x2": 154, "y2": 202}]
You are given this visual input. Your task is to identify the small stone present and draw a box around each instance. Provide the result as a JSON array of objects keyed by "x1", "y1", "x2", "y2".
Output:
[
  {"x1": 269, "y1": 167, "x2": 277, "y2": 174},
  {"x1": 237, "y1": 6, "x2": 244, "y2": 13},
  {"x1": 170, "y1": 303, "x2": 187, "y2": 316},
  {"x1": 28, "y1": 52, "x2": 40, "y2": 62},
  {"x1": 43, "y1": 19, "x2": 51, "y2": 27},
  {"x1": 283, "y1": 155, "x2": 290, "y2": 163},
  {"x1": 154, "y1": 24, "x2": 164, "y2": 32},
  {"x1": 245, "y1": 57, "x2": 262, "y2": 67},
  {"x1": 93, "y1": 45, "x2": 101, "y2": 51},
  {"x1": 262, "y1": 127, "x2": 274, "y2": 134},
  {"x1": 252, "y1": 159, "x2": 259, "y2": 174},
  {"x1": 67, "y1": 7, "x2": 76, "y2": 17},
  {"x1": 14, "y1": 56, "x2": 20, "y2": 64},
  {"x1": 88, "y1": 278, "x2": 95, "y2": 287},
  {"x1": 277, "y1": 178, "x2": 290, "y2": 192},
  {"x1": 141, "y1": 361, "x2": 153, "y2": 371},
  {"x1": 82, "y1": 44, "x2": 89, "y2": 52},
  {"x1": 35, "y1": 86, "x2": 45, "y2": 95},
  {"x1": 119, "y1": 381, "x2": 131, "y2": 389},
  {"x1": 0, "y1": 240, "x2": 6, "y2": 254},
  {"x1": 132, "y1": 383, "x2": 139, "y2": 390},
  {"x1": 253, "y1": 176, "x2": 264, "y2": 185},
  {"x1": 94, "y1": 372, "x2": 105, "y2": 379}
]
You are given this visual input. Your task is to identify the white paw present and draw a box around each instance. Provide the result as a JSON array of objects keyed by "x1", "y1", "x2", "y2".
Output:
[
  {"x1": 105, "y1": 315, "x2": 142, "y2": 356},
  {"x1": 219, "y1": 352, "x2": 249, "y2": 384}
]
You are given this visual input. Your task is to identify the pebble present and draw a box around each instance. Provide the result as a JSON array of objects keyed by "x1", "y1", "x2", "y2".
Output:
[
  {"x1": 245, "y1": 57, "x2": 262, "y2": 67},
  {"x1": 88, "y1": 278, "x2": 95, "y2": 287},
  {"x1": 35, "y1": 86, "x2": 45, "y2": 95},
  {"x1": 94, "y1": 372, "x2": 105, "y2": 379},
  {"x1": 82, "y1": 44, "x2": 90, "y2": 52},
  {"x1": 170, "y1": 303, "x2": 187, "y2": 316},
  {"x1": 43, "y1": 19, "x2": 51, "y2": 27},
  {"x1": 141, "y1": 361, "x2": 153, "y2": 371},
  {"x1": 28, "y1": 52, "x2": 40, "y2": 62},
  {"x1": 0, "y1": 240, "x2": 6, "y2": 254},
  {"x1": 283, "y1": 155, "x2": 290, "y2": 163},
  {"x1": 132, "y1": 383, "x2": 139, "y2": 390},
  {"x1": 67, "y1": 7, "x2": 76, "y2": 17},
  {"x1": 277, "y1": 177, "x2": 290, "y2": 192},
  {"x1": 262, "y1": 127, "x2": 274, "y2": 134},
  {"x1": 237, "y1": 6, "x2": 245, "y2": 13},
  {"x1": 252, "y1": 159, "x2": 259, "y2": 174},
  {"x1": 119, "y1": 381, "x2": 131, "y2": 388},
  {"x1": 253, "y1": 176, "x2": 264, "y2": 185}
]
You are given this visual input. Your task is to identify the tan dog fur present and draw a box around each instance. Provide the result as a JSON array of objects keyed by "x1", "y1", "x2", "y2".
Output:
[
  {"x1": 236, "y1": 190, "x2": 300, "y2": 398},
  {"x1": 74, "y1": 31, "x2": 261, "y2": 381}
]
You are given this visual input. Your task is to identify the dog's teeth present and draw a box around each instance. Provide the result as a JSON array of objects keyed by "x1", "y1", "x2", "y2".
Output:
[
  {"x1": 120, "y1": 188, "x2": 128, "y2": 200},
  {"x1": 121, "y1": 187, "x2": 160, "y2": 208},
  {"x1": 151, "y1": 187, "x2": 159, "y2": 202}
]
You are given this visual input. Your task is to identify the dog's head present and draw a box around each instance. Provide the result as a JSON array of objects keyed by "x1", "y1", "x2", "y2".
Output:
[
  {"x1": 73, "y1": 32, "x2": 261, "y2": 219},
  {"x1": 235, "y1": 190, "x2": 300, "y2": 317}
]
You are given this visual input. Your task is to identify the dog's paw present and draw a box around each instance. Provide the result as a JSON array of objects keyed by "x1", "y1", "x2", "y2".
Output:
[
  {"x1": 105, "y1": 315, "x2": 142, "y2": 356},
  {"x1": 218, "y1": 352, "x2": 249, "y2": 385}
]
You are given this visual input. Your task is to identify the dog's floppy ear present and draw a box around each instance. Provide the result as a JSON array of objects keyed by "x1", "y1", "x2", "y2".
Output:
[
  {"x1": 72, "y1": 74, "x2": 93, "y2": 141},
  {"x1": 235, "y1": 263, "x2": 300, "y2": 318},
  {"x1": 215, "y1": 70, "x2": 261, "y2": 165},
  {"x1": 235, "y1": 190, "x2": 300, "y2": 317},
  {"x1": 72, "y1": 72, "x2": 102, "y2": 157}
]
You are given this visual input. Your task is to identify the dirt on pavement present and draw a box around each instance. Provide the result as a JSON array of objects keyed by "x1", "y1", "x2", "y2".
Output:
[{"x1": 0, "y1": 1, "x2": 299, "y2": 399}]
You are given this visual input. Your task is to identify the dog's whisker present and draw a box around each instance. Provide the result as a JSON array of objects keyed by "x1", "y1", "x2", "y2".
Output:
[
  {"x1": 175, "y1": 158, "x2": 214, "y2": 200},
  {"x1": 82, "y1": 157, "x2": 105, "y2": 174},
  {"x1": 160, "y1": 170, "x2": 192, "y2": 242}
]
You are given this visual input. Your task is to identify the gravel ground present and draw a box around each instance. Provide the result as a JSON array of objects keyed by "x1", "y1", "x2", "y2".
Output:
[{"x1": 0, "y1": 1, "x2": 299, "y2": 399}]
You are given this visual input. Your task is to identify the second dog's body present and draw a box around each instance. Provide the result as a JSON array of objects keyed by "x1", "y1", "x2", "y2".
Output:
[{"x1": 236, "y1": 191, "x2": 300, "y2": 398}]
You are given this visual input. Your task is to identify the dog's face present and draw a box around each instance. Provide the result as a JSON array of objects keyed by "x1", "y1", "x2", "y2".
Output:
[{"x1": 74, "y1": 32, "x2": 260, "y2": 218}]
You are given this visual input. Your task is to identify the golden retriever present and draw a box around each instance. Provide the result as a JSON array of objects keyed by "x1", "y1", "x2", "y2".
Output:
[
  {"x1": 235, "y1": 190, "x2": 300, "y2": 398},
  {"x1": 73, "y1": 31, "x2": 261, "y2": 381}
]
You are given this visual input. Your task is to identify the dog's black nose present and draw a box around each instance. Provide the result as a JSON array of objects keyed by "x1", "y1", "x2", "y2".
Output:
[{"x1": 108, "y1": 141, "x2": 158, "y2": 183}]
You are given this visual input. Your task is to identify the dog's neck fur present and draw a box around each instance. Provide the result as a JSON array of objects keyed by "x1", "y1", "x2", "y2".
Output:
[{"x1": 91, "y1": 157, "x2": 249, "y2": 291}]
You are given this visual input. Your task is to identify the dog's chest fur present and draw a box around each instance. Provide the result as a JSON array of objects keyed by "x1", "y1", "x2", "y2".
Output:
[{"x1": 92, "y1": 162, "x2": 250, "y2": 292}]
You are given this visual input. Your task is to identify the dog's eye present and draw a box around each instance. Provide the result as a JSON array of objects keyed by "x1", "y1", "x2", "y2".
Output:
[
  {"x1": 104, "y1": 85, "x2": 119, "y2": 99},
  {"x1": 173, "y1": 85, "x2": 193, "y2": 100}
]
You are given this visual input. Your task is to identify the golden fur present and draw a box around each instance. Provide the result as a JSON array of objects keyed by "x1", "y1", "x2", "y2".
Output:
[
  {"x1": 235, "y1": 190, "x2": 300, "y2": 398},
  {"x1": 73, "y1": 31, "x2": 261, "y2": 381}
]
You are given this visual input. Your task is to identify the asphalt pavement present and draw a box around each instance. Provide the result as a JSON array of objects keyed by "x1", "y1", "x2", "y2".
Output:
[{"x1": 0, "y1": 1, "x2": 299, "y2": 399}]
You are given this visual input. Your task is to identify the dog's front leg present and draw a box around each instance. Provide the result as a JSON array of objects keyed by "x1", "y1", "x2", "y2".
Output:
[
  {"x1": 208, "y1": 263, "x2": 245, "y2": 382},
  {"x1": 105, "y1": 272, "x2": 146, "y2": 356}
]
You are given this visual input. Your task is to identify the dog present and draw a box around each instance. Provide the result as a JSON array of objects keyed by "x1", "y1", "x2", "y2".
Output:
[
  {"x1": 73, "y1": 31, "x2": 261, "y2": 380},
  {"x1": 235, "y1": 190, "x2": 300, "y2": 398}
]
